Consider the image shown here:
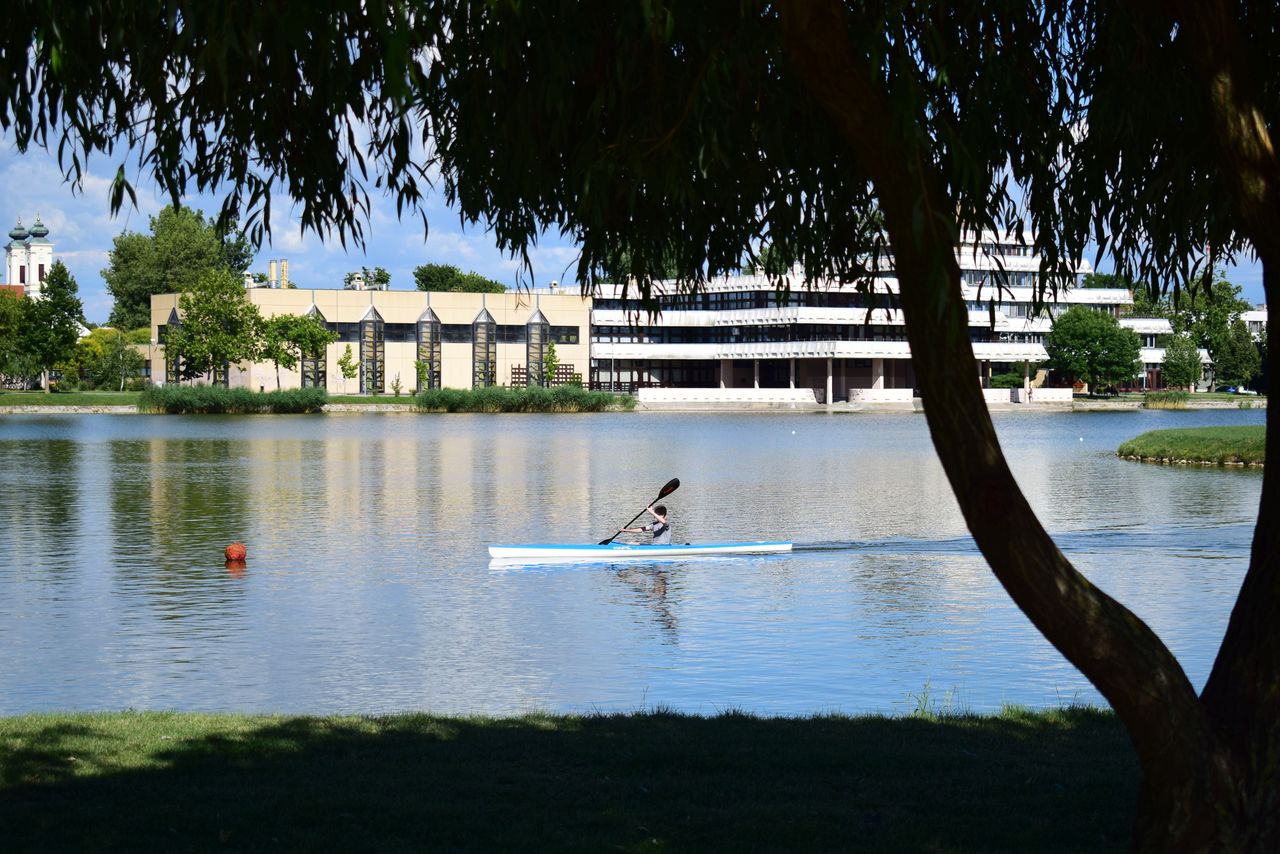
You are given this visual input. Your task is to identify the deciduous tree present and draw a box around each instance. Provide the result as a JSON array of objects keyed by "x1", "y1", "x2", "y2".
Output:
[
  {"x1": 103, "y1": 205, "x2": 252, "y2": 329},
  {"x1": 1045, "y1": 306, "x2": 1142, "y2": 393},
  {"x1": 412, "y1": 263, "x2": 505, "y2": 293},
  {"x1": 164, "y1": 270, "x2": 263, "y2": 385},
  {"x1": 20, "y1": 262, "x2": 84, "y2": 392},
  {"x1": 1159, "y1": 333, "x2": 1204, "y2": 391}
]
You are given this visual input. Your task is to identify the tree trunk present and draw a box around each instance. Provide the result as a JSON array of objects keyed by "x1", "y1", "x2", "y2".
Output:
[{"x1": 776, "y1": 2, "x2": 1258, "y2": 848}]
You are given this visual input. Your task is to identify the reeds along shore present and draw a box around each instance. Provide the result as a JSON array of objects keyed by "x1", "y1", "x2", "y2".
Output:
[{"x1": 414, "y1": 385, "x2": 635, "y2": 412}]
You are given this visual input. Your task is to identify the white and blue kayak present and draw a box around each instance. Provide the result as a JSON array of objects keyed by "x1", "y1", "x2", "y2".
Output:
[{"x1": 488, "y1": 541, "x2": 793, "y2": 561}]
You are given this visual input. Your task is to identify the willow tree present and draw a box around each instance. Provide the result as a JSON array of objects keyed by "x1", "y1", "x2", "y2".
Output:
[{"x1": 2, "y1": 1, "x2": 1275, "y2": 847}]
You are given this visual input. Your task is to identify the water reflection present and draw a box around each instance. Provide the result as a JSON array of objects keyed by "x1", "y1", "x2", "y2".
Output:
[{"x1": 0, "y1": 410, "x2": 1265, "y2": 715}]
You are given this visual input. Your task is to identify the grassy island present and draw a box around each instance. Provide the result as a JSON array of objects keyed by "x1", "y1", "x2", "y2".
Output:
[
  {"x1": 0, "y1": 707, "x2": 1135, "y2": 850},
  {"x1": 1118, "y1": 426, "x2": 1265, "y2": 466},
  {"x1": 414, "y1": 385, "x2": 635, "y2": 413}
]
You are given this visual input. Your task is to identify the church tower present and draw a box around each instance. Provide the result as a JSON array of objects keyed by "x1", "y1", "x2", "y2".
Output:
[{"x1": 5, "y1": 215, "x2": 55, "y2": 298}]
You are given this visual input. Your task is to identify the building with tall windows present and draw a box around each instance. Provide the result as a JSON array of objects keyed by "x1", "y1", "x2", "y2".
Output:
[{"x1": 149, "y1": 288, "x2": 591, "y2": 393}]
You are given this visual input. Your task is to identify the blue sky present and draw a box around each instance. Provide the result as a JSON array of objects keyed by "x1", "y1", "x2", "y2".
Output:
[{"x1": 1, "y1": 142, "x2": 1266, "y2": 325}]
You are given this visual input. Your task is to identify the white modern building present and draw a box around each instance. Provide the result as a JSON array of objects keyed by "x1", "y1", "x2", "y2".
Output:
[
  {"x1": 4, "y1": 215, "x2": 54, "y2": 298},
  {"x1": 589, "y1": 232, "x2": 1178, "y2": 402}
]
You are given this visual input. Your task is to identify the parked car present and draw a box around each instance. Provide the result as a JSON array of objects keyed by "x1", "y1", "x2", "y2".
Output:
[
  {"x1": 1236, "y1": 387, "x2": 1259, "y2": 395},
  {"x1": 1215, "y1": 385, "x2": 1237, "y2": 393}
]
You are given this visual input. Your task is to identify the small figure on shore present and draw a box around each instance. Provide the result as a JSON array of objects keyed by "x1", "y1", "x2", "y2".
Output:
[{"x1": 622, "y1": 504, "x2": 671, "y2": 545}]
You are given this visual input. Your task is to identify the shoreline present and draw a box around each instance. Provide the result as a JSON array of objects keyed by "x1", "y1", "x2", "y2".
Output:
[{"x1": 0, "y1": 399, "x2": 1265, "y2": 415}]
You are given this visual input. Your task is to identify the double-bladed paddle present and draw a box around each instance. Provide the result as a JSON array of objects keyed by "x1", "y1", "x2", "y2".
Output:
[{"x1": 599, "y1": 478, "x2": 680, "y2": 545}]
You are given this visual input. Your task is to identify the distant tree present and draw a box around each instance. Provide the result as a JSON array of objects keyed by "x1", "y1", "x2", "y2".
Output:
[
  {"x1": 71, "y1": 327, "x2": 146, "y2": 391},
  {"x1": 1159, "y1": 333, "x2": 1204, "y2": 391},
  {"x1": 0, "y1": 291, "x2": 37, "y2": 386},
  {"x1": 1169, "y1": 274, "x2": 1254, "y2": 371},
  {"x1": 1215, "y1": 319, "x2": 1263, "y2": 388},
  {"x1": 20, "y1": 262, "x2": 85, "y2": 392},
  {"x1": 413, "y1": 263, "x2": 505, "y2": 293},
  {"x1": 1080, "y1": 272, "x2": 1130, "y2": 289},
  {"x1": 164, "y1": 270, "x2": 264, "y2": 385},
  {"x1": 103, "y1": 205, "x2": 251, "y2": 329},
  {"x1": 260, "y1": 314, "x2": 338, "y2": 389},
  {"x1": 343, "y1": 266, "x2": 391, "y2": 290},
  {"x1": 1045, "y1": 306, "x2": 1141, "y2": 394}
]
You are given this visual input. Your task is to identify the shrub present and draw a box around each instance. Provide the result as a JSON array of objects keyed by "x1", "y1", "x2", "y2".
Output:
[
  {"x1": 138, "y1": 385, "x2": 328, "y2": 414},
  {"x1": 1143, "y1": 391, "x2": 1190, "y2": 410},
  {"x1": 413, "y1": 385, "x2": 634, "y2": 413}
]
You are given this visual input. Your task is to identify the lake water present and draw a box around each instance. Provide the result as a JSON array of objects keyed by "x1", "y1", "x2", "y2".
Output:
[{"x1": 0, "y1": 409, "x2": 1264, "y2": 717}]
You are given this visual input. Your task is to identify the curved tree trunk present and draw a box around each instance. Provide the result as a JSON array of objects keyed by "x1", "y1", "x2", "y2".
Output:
[{"x1": 776, "y1": 2, "x2": 1272, "y2": 848}]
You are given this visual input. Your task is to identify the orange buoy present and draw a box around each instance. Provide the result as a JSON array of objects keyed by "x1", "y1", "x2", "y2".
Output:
[{"x1": 224, "y1": 542, "x2": 247, "y2": 561}]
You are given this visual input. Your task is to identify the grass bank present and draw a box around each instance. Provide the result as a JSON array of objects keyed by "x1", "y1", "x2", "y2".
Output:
[
  {"x1": 0, "y1": 391, "x2": 141, "y2": 407},
  {"x1": 137, "y1": 386, "x2": 328, "y2": 414},
  {"x1": 0, "y1": 708, "x2": 1135, "y2": 851},
  {"x1": 415, "y1": 385, "x2": 635, "y2": 412},
  {"x1": 1118, "y1": 425, "x2": 1265, "y2": 466}
]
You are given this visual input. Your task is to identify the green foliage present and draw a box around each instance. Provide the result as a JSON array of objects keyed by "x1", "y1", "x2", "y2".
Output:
[
  {"x1": 343, "y1": 266, "x2": 391, "y2": 290},
  {"x1": 0, "y1": 290, "x2": 34, "y2": 383},
  {"x1": 1045, "y1": 307, "x2": 1142, "y2": 393},
  {"x1": 542, "y1": 340, "x2": 560, "y2": 386},
  {"x1": 390, "y1": 373, "x2": 403, "y2": 397},
  {"x1": 412, "y1": 263, "x2": 506, "y2": 293},
  {"x1": 337, "y1": 345, "x2": 359, "y2": 380},
  {"x1": 138, "y1": 385, "x2": 327, "y2": 414},
  {"x1": 1159, "y1": 333, "x2": 1204, "y2": 391},
  {"x1": 103, "y1": 205, "x2": 251, "y2": 329},
  {"x1": 70, "y1": 327, "x2": 147, "y2": 391},
  {"x1": 1143, "y1": 391, "x2": 1190, "y2": 410},
  {"x1": 19, "y1": 262, "x2": 85, "y2": 390},
  {"x1": 165, "y1": 269, "x2": 264, "y2": 383},
  {"x1": 988, "y1": 370, "x2": 1027, "y2": 389},
  {"x1": 414, "y1": 385, "x2": 634, "y2": 413},
  {"x1": 1119, "y1": 426, "x2": 1265, "y2": 466},
  {"x1": 260, "y1": 313, "x2": 338, "y2": 389},
  {"x1": 1214, "y1": 320, "x2": 1262, "y2": 388}
]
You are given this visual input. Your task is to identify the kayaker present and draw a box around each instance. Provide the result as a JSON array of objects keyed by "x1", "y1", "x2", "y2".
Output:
[{"x1": 622, "y1": 504, "x2": 671, "y2": 544}]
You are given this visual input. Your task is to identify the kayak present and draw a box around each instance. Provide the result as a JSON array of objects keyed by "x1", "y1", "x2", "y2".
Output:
[{"x1": 487, "y1": 541, "x2": 793, "y2": 560}]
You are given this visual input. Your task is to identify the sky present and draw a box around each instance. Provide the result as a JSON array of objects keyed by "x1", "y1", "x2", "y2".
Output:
[
  {"x1": 1, "y1": 141, "x2": 1266, "y2": 325},
  {"x1": 0, "y1": 143, "x2": 584, "y2": 325}
]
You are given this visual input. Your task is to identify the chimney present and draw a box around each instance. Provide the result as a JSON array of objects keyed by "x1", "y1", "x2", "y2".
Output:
[{"x1": 280, "y1": 259, "x2": 289, "y2": 289}]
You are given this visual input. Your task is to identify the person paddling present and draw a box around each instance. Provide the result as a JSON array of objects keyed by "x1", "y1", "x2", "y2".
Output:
[{"x1": 622, "y1": 504, "x2": 671, "y2": 545}]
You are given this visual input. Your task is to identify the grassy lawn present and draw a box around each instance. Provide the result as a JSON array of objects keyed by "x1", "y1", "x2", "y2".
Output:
[
  {"x1": 0, "y1": 708, "x2": 1137, "y2": 851},
  {"x1": 1118, "y1": 425, "x2": 1265, "y2": 465},
  {"x1": 0, "y1": 391, "x2": 141, "y2": 407}
]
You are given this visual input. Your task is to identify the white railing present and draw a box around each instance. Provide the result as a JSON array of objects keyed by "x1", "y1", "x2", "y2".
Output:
[{"x1": 637, "y1": 387, "x2": 818, "y2": 405}]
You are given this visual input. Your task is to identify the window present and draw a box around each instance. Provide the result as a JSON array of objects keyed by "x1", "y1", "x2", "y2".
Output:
[
  {"x1": 302, "y1": 307, "x2": 328, "y2": 389},
  {"x1": 497, "y1": 324, "x2": 527, "y2": 344},
  {"x1": 359, "y1": 307, "x2": 385, "y2": 393},
  {"x1": 442, "y1": 324, "x2": 471, "y2": 343},
  {"x1": 18, "y1": 266, "x2": 25, "y2": 284},
  {"x1": 385, "y1": 323, "x2": 415, "y2": 343},
  {"x1": 550, "y1": 325, "x2": 580, "y2": 344},
  {"x1": 526, "y1": 311, "x2": 549, "y2": 386},
  {"x1": 38, "y1": 264, "x2": 45, "y2": 281},
  {"x1": 416, "y1": 308, "x2": 441, "y2": 390},
  {"x1": 163, "y1": 309, "x2": 181, "y2": 384},
  {"x1": 472, "y1": 309, "x2": 496, "y2": 387}
]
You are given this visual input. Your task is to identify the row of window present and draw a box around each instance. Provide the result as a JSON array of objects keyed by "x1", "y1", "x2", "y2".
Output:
[{"x1": 595, "y1": 291, "x2": 903, "y2": 312}]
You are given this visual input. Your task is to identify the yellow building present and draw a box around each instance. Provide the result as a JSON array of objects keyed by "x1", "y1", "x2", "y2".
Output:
[{"x1": 149, "y1": 288, "x2": 592, "y2": 393}]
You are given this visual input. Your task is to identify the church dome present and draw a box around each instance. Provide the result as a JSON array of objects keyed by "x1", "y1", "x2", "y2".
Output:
[
  {"x1": 27, "y1": 217, "x2": 48, "y2": 239},
  {"x1": 8, "y1": 219, "x2": 28, "y2": 241}
]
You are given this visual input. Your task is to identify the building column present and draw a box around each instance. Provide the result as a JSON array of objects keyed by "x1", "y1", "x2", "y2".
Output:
[
  {"x1": 826, "y1": 357, "x2": 833, "y2": 406},
  {"x1": 1023, "y1": 360, "x2": 1030, "y2": 397},
  {"x1": 789, "y1": 358, "x2": 795, "y2": 388},
  {"x1": 871, "y1": 358, "x2": 885, "y2": 390},
  {"x1": 753, "y1": 359, "x2": 760, "y2": 388},
  {"x1": 719, "y1": 359, "x2": 732, "y2": 388}
]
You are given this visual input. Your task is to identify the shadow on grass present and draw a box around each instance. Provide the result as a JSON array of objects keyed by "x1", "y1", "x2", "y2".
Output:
[{"x1": 1, "y1": 708, "x2": 1137, "y2": 851}]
